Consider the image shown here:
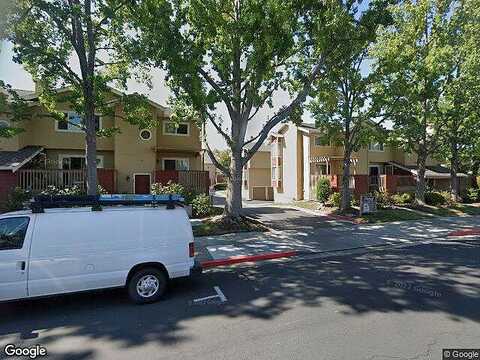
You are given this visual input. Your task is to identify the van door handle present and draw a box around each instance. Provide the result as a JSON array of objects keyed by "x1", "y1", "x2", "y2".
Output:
[{"x1": 17, "y1": 261, "x2": 26, "y2": 271}]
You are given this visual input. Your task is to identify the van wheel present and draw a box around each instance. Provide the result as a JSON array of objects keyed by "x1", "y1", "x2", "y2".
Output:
[{"x1": 128, "y1": 268, "x2": 167, "y2": 304}]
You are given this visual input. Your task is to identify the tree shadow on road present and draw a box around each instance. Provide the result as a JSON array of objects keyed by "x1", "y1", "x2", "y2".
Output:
[{"x1": 0, "y1": 243, "x2": 478, "y2": 359}]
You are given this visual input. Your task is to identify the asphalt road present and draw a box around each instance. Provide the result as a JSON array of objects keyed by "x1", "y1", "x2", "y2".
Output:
[{"x1": 1, "y1": 242, "x2": 479, "y2": 360}]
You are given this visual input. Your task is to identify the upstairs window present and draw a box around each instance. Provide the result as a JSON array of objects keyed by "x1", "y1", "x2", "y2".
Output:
[
  {"x1": 368, "y1": 142, "x2": 384, "y2": 152},
  {"x1": 56, "y1": 112, "x2": 101, "y2": 132},
  {"x1": 163, "y1": 121, "x2": 190, "y2": 136}
]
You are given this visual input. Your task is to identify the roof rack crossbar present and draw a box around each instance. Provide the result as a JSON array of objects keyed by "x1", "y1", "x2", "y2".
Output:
[{"x1": 30, "y1": 194, "x2": 185, "y2": 212}]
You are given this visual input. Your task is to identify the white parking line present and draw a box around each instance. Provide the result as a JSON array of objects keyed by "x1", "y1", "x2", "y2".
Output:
[
  {"x1": 192, "y1": 286, "x2": 228, "y2": 304},
  {"x1": 214, "y1": 286, "x2": 227, "y2": 302}
]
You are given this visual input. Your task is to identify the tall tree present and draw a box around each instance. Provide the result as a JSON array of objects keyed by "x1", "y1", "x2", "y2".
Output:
[
  {"x1": 437, "y1": 0, "x2": 480, "y2": 200},
  {"x1": 370, "y1": 0, "x2": 457, "y2": 204},
  {"x1": 122, "y1": 0, "x2": 345, "y2": 220},
  {"x1": 5, "y1": 0, "x2": 151, "y2": 195},
  {"x1": 309, "y1": 0, "x2": 392, "y2": 212}
]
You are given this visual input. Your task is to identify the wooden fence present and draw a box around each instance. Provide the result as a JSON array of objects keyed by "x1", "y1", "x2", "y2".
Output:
[
  {"x1": 155, "y1": 170, "x2": 210, "y2": 194},
  {"x1": 17, "y1": 169, "x2": 86, "y2": 193}
]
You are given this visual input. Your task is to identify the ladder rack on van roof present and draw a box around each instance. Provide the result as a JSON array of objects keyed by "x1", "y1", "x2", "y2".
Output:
[{"x1": 30, "y1": 194, "x2": 185, "y2": 213}]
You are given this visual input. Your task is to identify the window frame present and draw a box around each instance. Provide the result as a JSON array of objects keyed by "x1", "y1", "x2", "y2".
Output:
[
  {"x1": 58, "y1": 154, "x2": 105, "y2": 169},
  {"x1": 163, "y1": 121, "x2": 190, "y2": 136},
  {"x1": 0, "y1": 216, "x2": 30, "y2": 251},
  {"x1": 162, "y1": 157, "x2": 190, "y2": 171},
  {"x1": 55, "y1": 112, "x2": 102, "y2": 133},
  {"x1": 368, "y1": 142, "x2": 385, "y2": 152},
  {"x1": 139, "y1": 129, "x2": 152, "y2": 141}
]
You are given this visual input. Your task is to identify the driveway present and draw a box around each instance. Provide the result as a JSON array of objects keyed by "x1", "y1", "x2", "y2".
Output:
[{"x1": 243, "y1": 201, "x2": 350, "y2": 231}]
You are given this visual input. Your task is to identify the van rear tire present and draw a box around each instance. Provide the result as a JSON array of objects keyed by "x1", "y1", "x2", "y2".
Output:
[{"x1": 127, "y1": 267, "x2": 167, "y2": 304}]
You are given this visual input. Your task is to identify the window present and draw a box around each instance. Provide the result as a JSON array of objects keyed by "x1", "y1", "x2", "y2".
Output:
[
  {"x1": 314, "y1": 136, "x2": 330, "y2": 146},
  {"x1": 140, "y1": 129, "x2": 152, "y2": 141},
  {"x1": 163, "y1": 121, "x2": 190, "y2": 136},
  {"x1": 0, "y1": 120, "x2": 9, "y2": 128},
  {"x1": 163, "y1": 158, "x2": 189, "y2": 170},
  {"x1": 368, "y1": 142, "x2": 384, "y2": 151},
  {"x1": 60, "y1": 155, "x2": 104, "y2": 169},
  {"x1": 56, "y1": 112, "x2": 101, "y2": 132},
  {"x1": 0, "y1": 217, "x2": 29, "y2": 251}
]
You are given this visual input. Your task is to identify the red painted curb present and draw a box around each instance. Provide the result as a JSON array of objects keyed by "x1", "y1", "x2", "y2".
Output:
[
  {"x1": 201, "y1": 251, "x2": 297, "y2": 269},
  {"x1": 447, "y1": 229, "x2": 480, "y2": 237}
]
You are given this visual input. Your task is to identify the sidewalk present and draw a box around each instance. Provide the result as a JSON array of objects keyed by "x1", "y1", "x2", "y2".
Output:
[{"x1": 195, "y1": 216, "x2": 480, "y2": 265}]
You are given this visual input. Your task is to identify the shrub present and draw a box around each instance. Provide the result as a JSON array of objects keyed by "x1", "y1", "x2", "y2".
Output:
[
  {"x1": 326, "y1": 192, "x2": 341, "y2": 207},
  {"x1": 5, "y1": 187, "x2": 32, "y2": 211},
  {"x1": 315, "y1": 178, "x2": 331, "y2": 203},
  {"x1": 351, "y1": 197, "x2": 360, "y2": 207},
  {"x1": 374, "y1": 191, "x2": 393, "y2": 209},
  {"x1": 40, "y1": 185, "x2": 107, "y2": 196},
  {"x1": 391, "y1": 192, "x2": 414, "y2": 205},
  {"x1": 191, "y1": 194, "x2": 213, "y2": 218},
  {"x1": 214, "y1": 183, "x2": 227, "y2": 191},
  {"x1": 425, "y1": 191, "x2": 447, "y2": 206},
  {"x1": 151, "y1": 181, "x2": 197, "y2": 204},
  {"x1": 465, "y1": 187, "x2": 480, "y2": 203}
]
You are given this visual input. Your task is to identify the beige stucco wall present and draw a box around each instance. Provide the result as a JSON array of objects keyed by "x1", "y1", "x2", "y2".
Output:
[
  {"x1": 44, "y1": 149, "x2": 115, "y2": 169},
  {"x1": 17, "y1": 104, "x2": 115, "y2": 151},
  {"x1": 243, "y1": 151, "x2": 271, "y2": 200},
  {"x1": 156, "y1": 152, "x2": 202, "y2": 171},
  {"x1": 156, "y1": 118, "x2": 202, "y2": 152},
  {"x1": 114, "y1": 104, "x2": 158, "y2": 193}
]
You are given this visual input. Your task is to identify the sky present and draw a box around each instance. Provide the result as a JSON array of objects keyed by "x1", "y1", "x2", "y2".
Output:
[{"x1": 0, "y1": 41, "x2": 300, "y2": 150}]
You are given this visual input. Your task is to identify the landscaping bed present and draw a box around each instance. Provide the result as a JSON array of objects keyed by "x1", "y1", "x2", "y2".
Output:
[{"x1": 193, "y1": 215, "x2": 269, "y2": 237}]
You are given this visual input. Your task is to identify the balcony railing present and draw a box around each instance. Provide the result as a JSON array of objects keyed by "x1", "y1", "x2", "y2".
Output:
[{"x1": 18, "y1": 169, "x2": 86, "y2": 193}]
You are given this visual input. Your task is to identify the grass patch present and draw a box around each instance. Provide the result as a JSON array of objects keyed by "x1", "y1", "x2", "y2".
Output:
[
  {"x1": 359, "y1": 208, "x2": 430, "y2": 224},
  {"x1": 412, "y1": 203, "x2": 480, "y2": 217},
  {"x1": 193, "y1": 216, "x2": 268, "y2": 237},
  {"x1": 292, "y1": 200, "x2": 322, "y2": 211}
]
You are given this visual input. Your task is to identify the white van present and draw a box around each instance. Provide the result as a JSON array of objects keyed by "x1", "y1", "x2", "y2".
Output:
[{"x1": 0, "y1": 198, "x2": 200, "y2": 304}]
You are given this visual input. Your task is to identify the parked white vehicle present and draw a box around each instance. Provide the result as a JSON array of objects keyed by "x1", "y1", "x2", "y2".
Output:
[{"x1": 0, "y1": 197, "x2": 200, "y2": 304}]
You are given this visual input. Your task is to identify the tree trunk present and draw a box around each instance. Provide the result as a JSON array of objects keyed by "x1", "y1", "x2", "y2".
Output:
[
  {"x1": 450, "y1": 140, "x2": 460, "y2": 202},
  {"x1": 415, "y1": 151, "x2": 427, "y2": 205},
  {"x1": 471, "y1": 159, "x2": 480, "y2": 189},
  {"x1": 224, "y1": 151, "x2": 243, "y2": 220},
  {"x1": 84, "y1": 100, "x2": 98, "y2": 196},
  {"x1": 340, "y1": 148, "x2": 352, "y2": 212}
]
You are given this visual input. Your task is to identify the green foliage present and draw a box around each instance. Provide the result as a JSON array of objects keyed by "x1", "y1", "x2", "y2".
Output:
[
  {"x1": 315, "y1": 178, "x2": 331, "y2": 203},
  {"x1": 121, "y1": 0, "x2": 349, "y2": 217},
  {"x1": 214, "y1": 183, "x2": 227, "y2": 191},
  {"x1": 391, "y1": 192, "x2": 414, "y2": 205},
  {"x1": 374, "y1": 191, "x2": 393, "y2": 209},
  {"x1": 465, "y1": 188, "x2": 480, "y2": 203},
  {"x1": 424, "y1": 191, "x2": 448, "y2": 206},
  {"x1": 40, "y1": 185, "x2": 107, "y2": 196},
  {"x1": 326, "y1": 192, "x2": 341, "y2": 207},
  {"x1": 213, "y1": 150, "x2": 231, "y2": 170},
  {"x1": 191, "y1": 194, "x2": 214, "y2": 218},
  {"x1": 150, "y1": 181, "x2": 197, "y2": 204},
  {"x1": 5, "y1": 187, "x2": 31, "y2": 211}
]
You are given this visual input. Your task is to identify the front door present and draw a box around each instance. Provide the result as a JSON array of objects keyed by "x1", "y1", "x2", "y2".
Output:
[
  {"x1": 0, "y1": 216, "x2": 33, "y2": 301},
  {"x1": 134, "y1": 174, "x2": 151, "y2": 194},
  {"x1": 369, "y1": 166, "x2": 381, "y2": 191}
]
